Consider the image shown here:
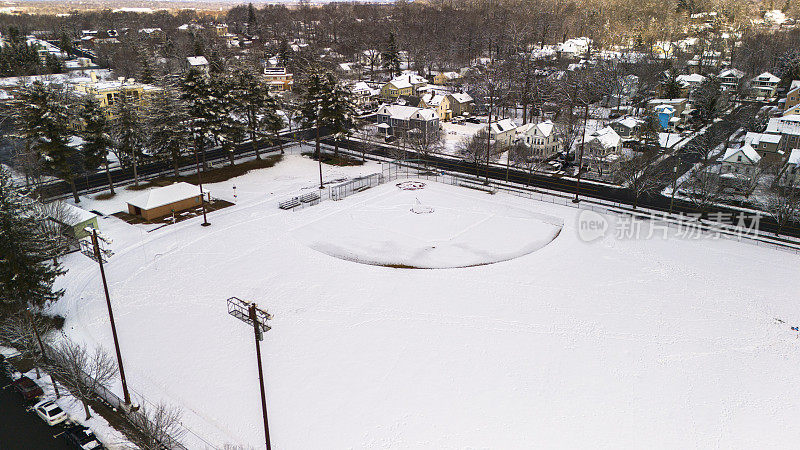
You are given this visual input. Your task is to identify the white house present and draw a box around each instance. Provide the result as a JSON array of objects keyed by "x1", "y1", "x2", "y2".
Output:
[
  {"x1": 185, "y1": 56, "x2": 209, "y2": 75},
  {"x1": 719, "y1": 144, "x2": 762, "y2": 178},
  {"x1": 558, "y1": 37, "x2": 591, "y2": 57},
  {"x1": 487, "y1": 118, "x2": 518, "y2": 149},
  {"x1": 514, "y1": 120, "x2": 558, "y2": 159},
  {"x1": 582, "y1": 126, "x2": 622, "y2": 177},
  {"x1": 376, "y1": 104, "x2": 439, "y2": 137},
  {"x1": 349, "y1": 81, "x2": 379, "y2": 107},
  {"x1": 750, "y1": 72, "x2": 780, "y2": 98},
  {"x1": 766, "y1": 114, "x2": 800, "y2": 153},
  {"x1": 718, "y1": 68, "x2": 745, "y2": 89}
]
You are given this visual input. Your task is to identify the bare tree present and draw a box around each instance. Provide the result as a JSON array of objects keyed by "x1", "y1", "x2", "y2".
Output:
[
  {"x1": 613, "y1": 153, "x2": 668, "y2": 209},
  {"x1": 49, "y1": 341, "x2": 118, "y2": 420},
  {"x1": 128, "y1": 402, "x2": 187, "y2": 450},
  {"x1": 0, "y1": 312, "x2": 56, "y2": 380},
  {"x1": 404, "y1": 127, "x2": 444, "y2": 167},
  {"x1": 456, "y1": 129, "x2": 492, "y2": 178},
  {"x1": 763, "y1": 179, "x2": 800, "y2": 235}
]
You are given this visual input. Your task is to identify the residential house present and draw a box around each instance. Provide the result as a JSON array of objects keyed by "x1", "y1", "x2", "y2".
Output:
[
  {"x1": 185, "y1": 56, "x2": 209, "y2": 75},
  {"x1": 676, "y1": 73, "x2": 707, "y2": 98},
  {"x1": 380, "y1": 74, "x2": 427, "y2": 100},
  {"x1": 648, "y1": 98, "x2": 689, "y2": 129},
  {"x1": 433, "y1": 71, "x2": 460, "y2": 85},
  {"x1": 487, "y1": 118, "x2": 518, "y2": 149},
  {"x1": 750, "y1": 72, "x2": 780, "y2": 98},
  {"x1": 743, "y1": 132, "x2": 782, "y2": 160},
  {"x1": 127, "y1": 182, "x2": 203, "y2": 221},
  {"x1": 718, "y1": 68, "x2": 745, "y2": 90},
  {"x1": 719, "y1": 144, "x2": 762, "y2": 182},
  {"x1": 779, "y1": 148, "x2": 800, "y2": 186},
  {"x1": 514, "y1": 120, "x2": 559, "y2": 159},
  {"x1": 349, "y1": 81, "x2": 379, "y2": 107},
  {"x1": 73, "y1": 76, "x2": 160, "y2": 117},
  {"x1": 376, "y1": 104, "x2": 439, "y2": 137},
  {"x1": 610, "y1": 116, "x2": 645, "y2": 140},
  {"x1": 765, "y1": 114, "x2": 800, "y2": 154},
  {"x1": 263, "y1": 67, "x2": 293, "y2": 92},
  {"x1": 582, "y1": 126, "x2": 623, "y2": 177},
  {"x1": 419, "y1": 93, "x2": 452, "y2": 121},
  {"x1": 446, "y1": 92, "x2": 474, "y2": 117},
  {"x1": 784, "y1": 80, "x2": 800, "y2": 115},
  {"x1": 558, "y1": 37, "x2": 591, "y2": 58}
]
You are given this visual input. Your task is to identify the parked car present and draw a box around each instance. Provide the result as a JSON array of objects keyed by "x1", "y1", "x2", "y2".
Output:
[
  {"x1": 64, "y1": 424, "x2": 105, "y2": 450},
  {"x1": 33, "y1": 400, "x2": 69, "y2": 426},
  {"x1": 12, "y1": 376, "x2": 44, "y2": 401}
]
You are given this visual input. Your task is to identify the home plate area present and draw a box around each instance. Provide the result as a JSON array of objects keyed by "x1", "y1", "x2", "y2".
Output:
[{"x1": 293, "y1": 179, "x2": 563, "y2": 268}]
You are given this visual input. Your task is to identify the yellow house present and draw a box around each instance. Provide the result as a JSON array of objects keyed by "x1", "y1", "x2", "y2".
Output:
[
  {"x1": 381, "y1": 74, "x2": 427, "y2": 100},
  {"x1": 419, "y1": 93, "x2": 452, "y2": 121},
  {"x1": 433, "y1": 71, "x2": 460, "y2": 85},
  {"x1": 380, "y1": 79, "x2": 414, "y2": 100},
  {"x1": 74, "y1": 76, "x2": 160, "y2": 117}
]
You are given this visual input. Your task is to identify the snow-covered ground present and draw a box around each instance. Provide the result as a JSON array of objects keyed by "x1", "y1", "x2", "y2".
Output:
[{"x1": 51, "y1": 153, "x2": 800, "y2": 448}]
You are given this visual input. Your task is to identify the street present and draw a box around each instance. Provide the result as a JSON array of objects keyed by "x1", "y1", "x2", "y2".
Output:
[{"x1": 0, "y1": 370, "x2": 71, "y2": 450}]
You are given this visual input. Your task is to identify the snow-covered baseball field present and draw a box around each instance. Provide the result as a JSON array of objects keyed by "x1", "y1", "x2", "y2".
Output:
[{"x1": 53, "y1": 153, "x2": 800, "y2": 448}]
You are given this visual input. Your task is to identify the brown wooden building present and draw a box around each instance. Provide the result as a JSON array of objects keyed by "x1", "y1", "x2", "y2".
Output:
[{"x1": 127, "y1": 182, "x2": 202, "y2": 221}]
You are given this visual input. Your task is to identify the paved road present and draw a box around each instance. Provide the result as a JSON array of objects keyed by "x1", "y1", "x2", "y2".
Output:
[{"x1": 0, "y1": 371, "x2": 71, "y2": 450}]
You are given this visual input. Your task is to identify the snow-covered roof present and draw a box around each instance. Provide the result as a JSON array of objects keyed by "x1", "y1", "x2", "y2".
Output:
[
  {"x1": 745, "y1": 132, "x2": 781, "y2": 146},
  {"x1": 127, "y1": 182, "x2": 201, "y2": 210},
  {"x1": 378, "y1": 104, "x2": 421, "y2": 120},
  {"x1": 422, "y1": 93, "x2": 445, "y2": 107},
  {"x1": 788, "y1": 148, "x2": 800, "y2": 165},
  {"x1": 766, "y1": 115, "x2": 800, "y2": 135},
  {"x1": 587, "y1": 127, "x2": 621, "y2": 149},
  {"x1": 186, "y1": 56, "x2": 208, "y2": 66},
  {"x1": 60, "y1": 202, "x2": 97, "y2": 224},
  {"x1": 722, "y1": 144, "x2": 761, "y2": 164},
  {"x1": 753, "y1": 72, "x2": 780, "y2": 83},
  {"x1": 790, "y1": 80, "x2": 800, "y2": 92},
  {"x1": 491, "y1": 118, "x2": 517, "y2": 134},
  {"x1": 448, "y1": 92, "x2": 473, "y2": 104},
  {"x1": 388, "y1": 74, "x2": 426, "y2": 89},
  {"x1": 613, "y1": 116, "x2": 643, "y2": 129},
  {"x1": 719, "y1": 68, "x2": 744, "y2": 79},
  {"x1": 676, "y1": 74, "x2": 706, "y2": 85},
  {"x1": 413, "y1": 109, "x2": 438, "y2": 121}
]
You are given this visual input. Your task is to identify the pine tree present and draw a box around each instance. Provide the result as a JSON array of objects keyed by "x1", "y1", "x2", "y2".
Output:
[
  {"x1": 12, "y1": 82, "x2": 81, "y2": 203},
  {"x1": 382, "y1": 33, "x2": 401, "y2": 77},
  {"x1": 0, "y1": 169, "x2": 65, "y2": 314},
  {"x1": 181, "y1": 68, "x2": 218, "y2": 172},
  {"x1": 213, "y1": 75, "x2": 246, "y2": 166},
  {"x1": 230, "y1": 66, "x2": 281, "y2": 159},
  {"x1": 299, "y1": 70, "x2": 327, "y2": 159},
  {"x1": 80, "y1": 96, "x2": 115, "y2": 194},
  {"x1": 111, "y1": 94, "x2": 144, "y2": 187},
  {"x1": 277, "y1": 38, "x2": 291, "y2": 69},
  {"x1": 148, "y1": 85, "x2": 191, "y2": 177},
  {"x1": 324, "y1": 73, "x2": 357, "y2": 157},
  {"x1": 247, "y1": 3, "x2": 258, "y2": 30}
]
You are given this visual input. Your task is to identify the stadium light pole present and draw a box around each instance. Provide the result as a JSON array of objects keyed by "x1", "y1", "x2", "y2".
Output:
[
  {"x1": 81, "y1": 228, "x2": 132, "y2": 407},
  {"x1": 194, "y1": 147, "x2": 211, "y2": 226},
  {"x1": 227, "y1": 297, "x2": 273, "y2": 450}
]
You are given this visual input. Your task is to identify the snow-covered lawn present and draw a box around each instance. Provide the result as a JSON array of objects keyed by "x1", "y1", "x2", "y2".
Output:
[
  {"x1": 51, "y1": 154, "x2": 800, "y2": 448},
  {"x1": 441, "y1": 121, "x2": 484, "y2": 154}
]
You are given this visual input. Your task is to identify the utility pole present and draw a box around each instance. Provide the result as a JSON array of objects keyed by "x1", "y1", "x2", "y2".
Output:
[
  {"x1": 81, "y1": 229, "x2": 132, "y2": 407},
  {"x1": 227, "y1": 297, "x2": 273, "y2": 450},
  {"x1": 485, "y1": 88, "x2": 493, "y2": 185},
  {"x1": 317, "y1": 102, "x2": 324, "y2": 190},
  {"x1": 194, "y1": 147, "x2": 210, "y2": 226},
  {"x1": 573, "y1": 101, "x2": 590, "y2": 203}
]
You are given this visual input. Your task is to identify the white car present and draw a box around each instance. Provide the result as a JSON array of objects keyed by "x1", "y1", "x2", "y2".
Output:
[{"x1": 33, "y1": 400, "x2": 69, "y2": 426}]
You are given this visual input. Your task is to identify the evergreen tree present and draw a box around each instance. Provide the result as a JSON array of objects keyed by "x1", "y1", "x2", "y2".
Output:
[
  {"x1": 111, "y1": 94, "x2": 144, "y2": 187},
  {"x1": 79, "y1": 96, "x2": 115, "y2": 194},
  {"x1": 230, "y1": 66, "x2": 281, "y2": 159},
  {"x1": 299, "y1": 70, "x2": 328, "y2": 159},
  {"x1": 324, "y1": 73, "x2": 357, "y2": 157},
  {"x1": 148, "y1": 86, "x2": 191, "y2": 177},
  {"x1": 181, "y1": 68, "x2": 217, "y2": 172},
  {"x1": 247, "y1": 3, "x2": 258, "y2": 30},
  {"x1": 382, "y1": 33, "x2": 401, "y2": 77},
  {"x1": 213, "y1": 75, "x2": 246, "y2": 166},
  {"x1": 11, "y1": 82, "x2": 81, "y2": 203},
  {"x1": 277, "y1": 38, "x2": 291, "y2": 69},
  {"x1": 0, "y1": 169, "x2": 65, "y2": 314}
]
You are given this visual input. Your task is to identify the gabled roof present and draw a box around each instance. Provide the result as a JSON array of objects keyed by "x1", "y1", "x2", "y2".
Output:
[
  {"x1": 448, "y1": 92, "x2": 473, "y2": 104},
  {"x1": 127, "y1": 182, "x2": 201, "y2": 210},
  {"x1": 753, "y1": 72, "x2": 780, "y2": 83},
  {"x1": 378, "y1": 104, "x2": 420, "y2": 120},
  {"x1": 612, "y1": 116, "x2": 644, "y2": 129},
  {"x1": 721, "y1": 144, "x2": 761, "y2": 164},
  {"x1": 490, "y1": 118, "x2": 517, "y2": 134},
  {"x1": 421, "y1": 93, "x2": 445, "y2": 107},
  {"x1": 587, "y1": 126, "x2": 621, "y2": 149},
  {"x1": 719, "y1": 68, "x2": 744, "y2": 79},
  {"x1": 676, "y1": 74, "x2": 706, "y2": 85},
  {"x1": 413, "y1": 109, "x2": 438, "y2": 121}
]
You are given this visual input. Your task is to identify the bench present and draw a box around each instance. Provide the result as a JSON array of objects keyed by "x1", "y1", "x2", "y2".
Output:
[
  {"x1": 353, "y1": 184, "x2": 370, "y2": 193},
  {"x1": 300, "y1": 192, "x2": 321, "y2": 204},
  {"x1": 279, "y1": 198, "x2": 301, "y2": 210}
]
